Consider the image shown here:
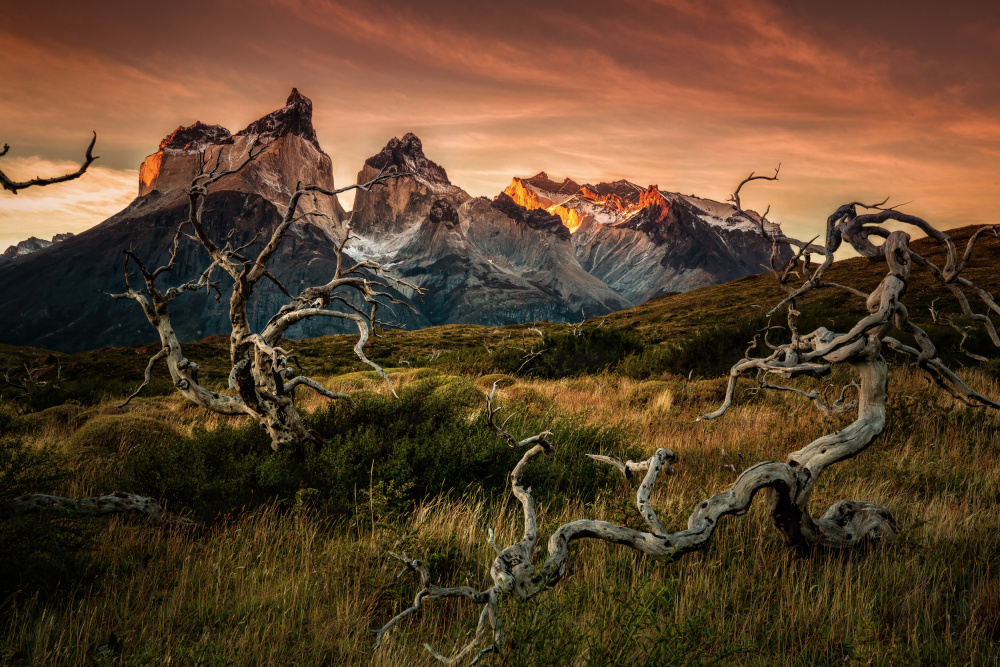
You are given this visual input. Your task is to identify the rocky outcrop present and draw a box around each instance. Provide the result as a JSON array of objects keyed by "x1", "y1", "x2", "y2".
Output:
[
  {"x1": 369, "y1": 195, "x2": 628, "y2": 326},
  {"x1": 502, "y1": 177, "x2": 583, "y2": 232},
  {"x1": 159, "y1": 122, "x2": 233, "y2": 151},
  {"x1": 365, "y1": 133, "x2": 450, "y2": 189},
  {"x1": 346, "y1": 138, "x2": 627, "y2": 326},
  {"x1": 507, "y1": 173, "x2": 790, "y2": 303},
  {"x1": 235, "y1": 88, "x2": 321, "y2": 151},
  {"x1": 490, "y1": 193, "x2": 570, "y2": 241}
]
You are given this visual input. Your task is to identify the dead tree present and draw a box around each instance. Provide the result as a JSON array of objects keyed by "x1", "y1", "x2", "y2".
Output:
[
  {"x1": 375, "y1": 176, "x2": 1000, "y2": 663},
  {"x1": 0, "y1": 133, "x2": 97, "y2": 194},
  {"x1": 3, "y1": 356, "x2": 63, "y2": 398},
  {"x1": 109, "y1": 140, "x2": 415, "y2": 450}
]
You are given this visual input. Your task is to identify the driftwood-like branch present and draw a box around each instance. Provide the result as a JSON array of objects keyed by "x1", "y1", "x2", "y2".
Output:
[
  {"x1": 0, "y1": 133, "x2": 98, "y2": 194},
  {"x1": 117, "y1": 347, "x2": 168, "y2": 407},
  {"x1": 484, "y1": 381, "x2": 552, "y2": 449}
]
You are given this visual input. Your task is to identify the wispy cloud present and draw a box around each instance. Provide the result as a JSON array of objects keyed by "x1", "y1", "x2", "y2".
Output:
[{"x1": 1, "y1": 0, "x2": 998, "y2": 247}]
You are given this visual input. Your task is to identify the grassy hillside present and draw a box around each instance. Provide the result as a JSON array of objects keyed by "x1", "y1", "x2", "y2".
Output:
[{"x1": 1, "y1": 226, "x2": 999, "y2": 665}]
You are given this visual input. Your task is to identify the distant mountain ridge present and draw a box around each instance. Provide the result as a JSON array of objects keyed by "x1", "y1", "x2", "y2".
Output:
[
  {"x1": 502, "y1": 172, "x2": 787, "y2": 302},
  {"x1": 0, "y1": 232, "x2": 74, "y2": 264},
  {"x1": 0, "y1": 90, "x2": 788, "y2": 352}
]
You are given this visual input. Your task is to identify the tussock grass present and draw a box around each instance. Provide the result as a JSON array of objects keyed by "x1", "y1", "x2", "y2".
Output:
[{"x1": 1, "y1": 360, "x2": 999, "y2": 665}]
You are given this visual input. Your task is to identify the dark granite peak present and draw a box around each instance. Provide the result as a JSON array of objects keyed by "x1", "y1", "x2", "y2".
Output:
[{"x1": 236, "y1": 88, "x2": 322, "y2": 152}]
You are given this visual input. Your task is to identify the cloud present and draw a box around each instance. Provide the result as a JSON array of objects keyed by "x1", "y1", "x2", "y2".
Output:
[
  {"x1": 0, "y1": 158, "x2": 137, "y2": 249},
  {"x1": 1, "y1": 0, "x2": 998, "y2": 252}
]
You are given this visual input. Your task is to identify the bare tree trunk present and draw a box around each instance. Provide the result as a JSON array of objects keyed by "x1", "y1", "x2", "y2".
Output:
[{"x1": 110, "y1": 142, "x2": 415, "y2": 450}]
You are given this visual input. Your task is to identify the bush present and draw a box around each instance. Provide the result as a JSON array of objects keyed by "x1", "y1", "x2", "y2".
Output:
[
  {"x1": 67, "y1": 414, "x2": 181, "y2": 457},
  {"x1": 303, "y1": 373, "x2": 634, "y2": 516},
  {"x1": 105, "y1": 419, "x2": 273, "y2": 519},
  {"x1": 617, "y1": 317, "x2": 767, "y2": 381},
  {"x1": 0, "y1": 438, "x2": 97, "y2": 601}
]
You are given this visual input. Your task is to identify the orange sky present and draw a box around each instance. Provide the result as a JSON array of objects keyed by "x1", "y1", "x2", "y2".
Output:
[{"x1": 2, "y1": 0, "x2": 999, "y2": 249}]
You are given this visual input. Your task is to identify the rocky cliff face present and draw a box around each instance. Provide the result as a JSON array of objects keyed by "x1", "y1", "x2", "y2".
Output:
[
  {"x1": 371, "y1": 194, "x2": 629, "y2": 326},
  {"x1": 349, "y1": 133, "x2": 469, "y2": 238},
  {"x1": 345, "y1": 138, "x2": 628, "y2": 327},
  {"x1": 136, "y1": 89, "x2": 344, "y2": 226}
]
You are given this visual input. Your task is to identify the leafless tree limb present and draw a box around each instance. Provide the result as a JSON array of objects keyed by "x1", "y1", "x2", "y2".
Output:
[{"x1": 0, "y1": 133, "x2": 98, "y2": 194}]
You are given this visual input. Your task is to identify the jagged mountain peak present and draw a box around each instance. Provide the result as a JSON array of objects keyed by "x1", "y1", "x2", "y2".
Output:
[
  {"x1": 138, "y1": 89, "x2": 340, "y2": 206},
  {"x1": 159, "y1": 121, "x2": 233, "y2": 152},
  {"x1": 585, "y1": 179, "x2": 644, "y2": 204},
  {"x1": 524, "y1": 172, "x2": 582, "y2": 195},
  {"x1": 491, "y1": 192, "x2": 571, "y2": 241},
  {"x1": 236, "y1": 87, "x2": 321, "y2": 152},
  {"x1": 637, "y1": 184, "x2": 668, "y2": 212},
  {"x1": 0, "y1": 232, "x2": 75, "y2": 264},
  {"x1": 365, "y1": 133, "x2": 451, "y2": 188}
]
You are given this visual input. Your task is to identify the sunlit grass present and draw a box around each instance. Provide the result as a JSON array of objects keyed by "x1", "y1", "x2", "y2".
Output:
[{"x1": 1, "y1": 359, "x2": 999, "y2": 665}]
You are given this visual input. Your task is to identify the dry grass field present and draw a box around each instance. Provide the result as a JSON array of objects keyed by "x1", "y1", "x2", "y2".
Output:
[
  {"x1": 1, "y1": 362, "x2": 998, "y2": 666},
  {"x1": 1, "y1": 227, "x2": 999, "y2": 665}
]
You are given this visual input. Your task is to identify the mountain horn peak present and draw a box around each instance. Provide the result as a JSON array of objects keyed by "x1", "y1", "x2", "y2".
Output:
[
  {"x1": 365, "y1": 133, "x2": 450, "y2": 187},
  {"x1": 236, "y1": 88, "x2": 321, "y2": 152}
]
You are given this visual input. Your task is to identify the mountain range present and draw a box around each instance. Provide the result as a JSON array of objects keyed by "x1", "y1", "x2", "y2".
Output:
[{"x1": 0, "y1": 89, "x2": 787, "y2": 352}]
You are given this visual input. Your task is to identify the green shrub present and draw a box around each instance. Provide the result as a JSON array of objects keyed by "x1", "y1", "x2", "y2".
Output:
[
  {"x1": 439, "y1": 326, "x2": 645, "y2": 379},
  {"x1": 60, "y1": 373, "x2": 633, "y2": 521},
  {"x1": 617, "y1": 317, "x2": 767, "y2": 381},
  {"x1": 303, "y1": 376, "x2": 634, "y2": 517},
  {"x1": 110, "y1": 419, "x2": 273, "y2": 518},
  {"x1": 0, "y1": 438, "x2": 97, "y2": 601}
]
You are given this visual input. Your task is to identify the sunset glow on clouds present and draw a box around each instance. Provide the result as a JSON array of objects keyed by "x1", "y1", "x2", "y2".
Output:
[
  {"x1": 0, "y1": 158, "x2": 137, "y2": 248},
  {"x1": 2, "y1": 0, "x2": 998, "y2": 249}
]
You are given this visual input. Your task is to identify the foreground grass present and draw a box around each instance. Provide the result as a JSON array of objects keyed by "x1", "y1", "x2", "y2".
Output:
[{"x1": 1, "y1": 362, "x2": 999, "y2": 665}]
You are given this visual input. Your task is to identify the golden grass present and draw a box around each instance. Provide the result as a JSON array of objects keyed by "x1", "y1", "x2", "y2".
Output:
[{"x1": 3, "y1": 365, "x2": 1000, "y2": 665}]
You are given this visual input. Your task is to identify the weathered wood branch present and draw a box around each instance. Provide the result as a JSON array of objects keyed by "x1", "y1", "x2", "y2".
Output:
[
  {"x1": 117, "y1": 347, "x2": 168, "y2": 408},
  {"x1": 6, "y1": 492, "x2": 192, "y2": 525}
]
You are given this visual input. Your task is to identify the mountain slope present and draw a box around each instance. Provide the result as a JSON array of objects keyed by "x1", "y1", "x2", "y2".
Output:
[
  {"x1": 0, "y1": 91, "x2": 424, "y2": 353},
  {"x1": 346, "y1": 138, "x2": 630, "y2": 326}
]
